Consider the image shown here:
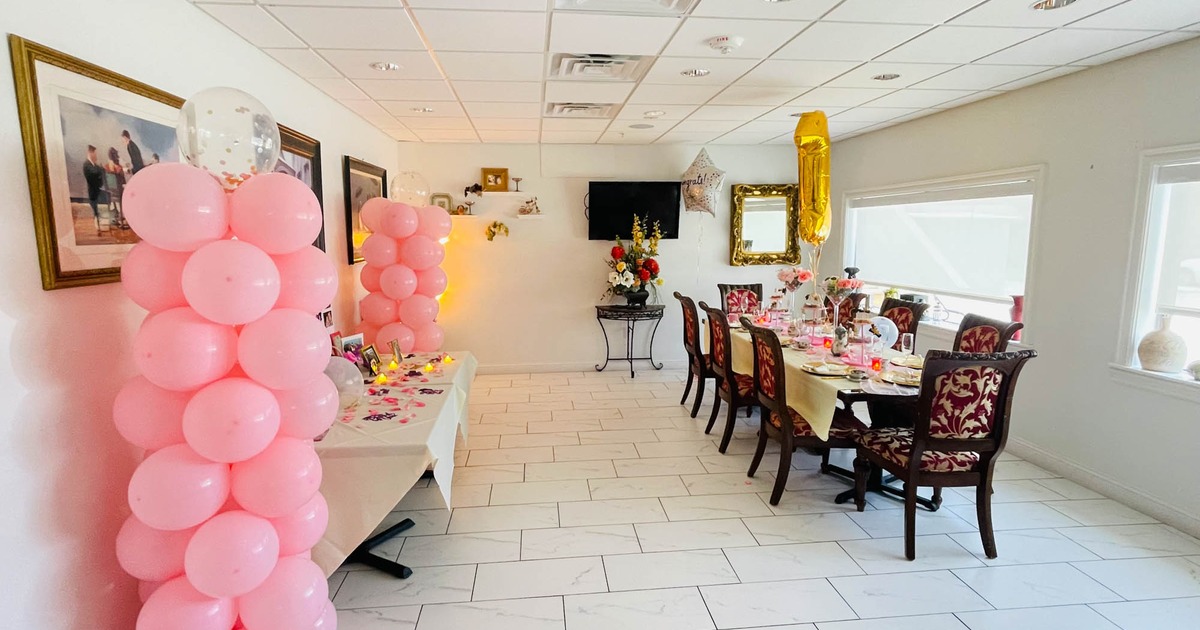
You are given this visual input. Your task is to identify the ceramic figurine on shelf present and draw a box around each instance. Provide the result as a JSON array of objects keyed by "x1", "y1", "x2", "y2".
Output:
[
  {"x1": 517, "y1": 197, "x2": 541, "y2": 216},
  {"x1": 463, "y1": 183, "x2": 483, "y2": 198},
  {"x1": 452, "y1": 200, "x2": 475, "y2": 216}
]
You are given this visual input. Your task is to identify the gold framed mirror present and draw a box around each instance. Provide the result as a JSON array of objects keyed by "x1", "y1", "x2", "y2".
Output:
[{"x1": 730, "y1": 183, "x2": 800, "y2": 266}]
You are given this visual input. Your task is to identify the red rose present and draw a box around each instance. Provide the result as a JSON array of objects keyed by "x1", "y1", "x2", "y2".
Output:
[
  {"x1": 639, "y1": 268, "x2": 651, "y2": 281},
  {"x1": 611, "y1": 246, "x2": 625, "y2": 260},
  {"x1": 644, "y1": 258, "x2": 659, "y2": 274}
]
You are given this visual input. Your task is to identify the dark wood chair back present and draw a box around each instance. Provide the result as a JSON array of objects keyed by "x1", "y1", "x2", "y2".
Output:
[
  {"x1": 673, "y1": 292, "x2": 705, "y2": 372},
  {"x1": 825, "y1": 293, "x2": 868, "y2": 329},
  {"x1": 718, "y1": 283, "x2": 763, "y2": 314},
  {"x1": 880, "y1": 297, "x2": 931, "y2": 350},
  {"x1": 952, "y1": 314, "x2": 1024, "y2": 353},
  {"x1": 698, "y1": 301, "x2": 734, "y2": 382},
  {"x1": 740, "y1": 316, "x2": 788, "y2": 420}
]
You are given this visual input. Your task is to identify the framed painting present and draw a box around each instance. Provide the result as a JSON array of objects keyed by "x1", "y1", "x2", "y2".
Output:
[
  {"x1": 275, "y1": 128, "x2": 325, "y2": 251},
  {"x1": 343, "y1": 156, "x2": 387, "y2": 265}
]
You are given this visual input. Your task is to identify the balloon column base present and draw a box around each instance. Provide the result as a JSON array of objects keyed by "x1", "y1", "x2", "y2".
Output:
[{"x1": 346, "y1": 518, "x2": 415, "y2": 579}]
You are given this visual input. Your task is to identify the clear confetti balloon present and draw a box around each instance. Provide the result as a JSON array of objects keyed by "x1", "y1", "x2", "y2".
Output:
[
  {"x1": 389, "y1": 171, "x2": 430, "y2": 205},
  {"x1": 177, "y1": 87, "x2": 281, "y2": 191}
]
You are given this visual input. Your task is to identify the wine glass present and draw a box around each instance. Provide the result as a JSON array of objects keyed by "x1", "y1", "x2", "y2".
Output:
[{"x1": 900, "y1": 333, "x2": 915, "y2": 355}]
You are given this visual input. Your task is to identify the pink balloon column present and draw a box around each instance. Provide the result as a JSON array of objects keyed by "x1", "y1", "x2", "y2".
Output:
[
  {"x1": 116, "y1": 164, "x2": 338, "y2": 630},
  {"x1": 357, "y1": 200, "x2": 450, "y2": 353}
]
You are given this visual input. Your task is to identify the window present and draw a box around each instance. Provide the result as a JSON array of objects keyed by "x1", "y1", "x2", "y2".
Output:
[
  {"x1": 1127, "y1": 146, "x2": 1200, "y2": 370},
  {"x1": 843, "y1": 169, "x2": 1038, "y2": 330}
]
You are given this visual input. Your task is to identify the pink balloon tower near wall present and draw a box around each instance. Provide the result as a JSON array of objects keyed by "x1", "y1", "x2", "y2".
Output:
[
  {"x1": 114, "y1": 108, "x2": 339, "y2": 626},
  {"x1": 358, "y1": 197, "x2": 450, "y2": 352}
]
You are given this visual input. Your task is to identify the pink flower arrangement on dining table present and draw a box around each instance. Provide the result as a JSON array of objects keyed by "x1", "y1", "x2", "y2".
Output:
[
  {"x1": 824, "y1": 275, "x2": 865, "y2": 299},
  {"x1": 776, "y1": 266, "x2": 814, "y2": 293}
]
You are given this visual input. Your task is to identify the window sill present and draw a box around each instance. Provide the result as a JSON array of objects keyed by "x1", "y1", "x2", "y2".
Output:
[{"x1": 1108, "y1": 364, "x2": 1200, "y2": 405}]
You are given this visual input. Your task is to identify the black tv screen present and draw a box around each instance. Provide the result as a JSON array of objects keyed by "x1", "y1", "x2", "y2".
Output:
[{"x1": 588, "y1": 181, "x2": 681, "y2": 240}]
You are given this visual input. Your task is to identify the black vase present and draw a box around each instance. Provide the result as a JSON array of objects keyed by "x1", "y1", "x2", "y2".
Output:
[{"x1": 624, "y1": 288, "x2": 650, "y2": 308}]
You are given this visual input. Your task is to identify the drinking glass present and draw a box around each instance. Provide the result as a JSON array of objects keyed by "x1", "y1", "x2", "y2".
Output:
[{"x1": 900, "y1": 333, "x2": 915, "y2": 355}]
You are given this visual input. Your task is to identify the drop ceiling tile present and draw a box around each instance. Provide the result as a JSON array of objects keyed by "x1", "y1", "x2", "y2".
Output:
[
  {"x1": 627, "y1": 83, "x2": 724, "y2": 104},
  {"x1": 354, "y1": 79, "x2": 455, "y2": 101},
  {"x1": 823, "y1": 62, "x2": 957, "y2": 88},
  {"x1": 199, "y1": 5, "x2": 304, "y2": 48},
  {"x1": 687, "y1": 104, "x2": 774, "y2": 121},
  {"x1": 600, "y1": 131, "x2": 666, "y2": 144},
  {"x1": 691, "y1": 0, "x2": 840, "y2": 20},
  {"x1": 308, "y1": 78, "x2": 368, "y2": 100},
  {"x1": 541, "y1": 130, "x2": 602, "y2": 143},
  {"x1": 655, "y1": 130, "x2": 723, "y2": 144},
  {"x1": 267, "y1": 7, "x2": 423, "y2": 50},
  {"x1": 549, "y1": 13, "x2": 680, "y2": 55},
  {"x1": 879, "y1": 25, "x2": 1048, "y2": 63},
  {"x1": 935, "y1": 90, "x2": 1003, "y2": 108},
  {"x1": 1072, "y1": 31, "x2": 1197, "y2": 65},
  {"x1": 662, "y1": 18, "x2": 809, "y2": 59},
  {"x1": 470, "y1": 118, "x2": 541, "y2": 130},
  {"x1": 395, "y1": 117, "x2": 475, "y2": 130},
  {"x1": 463, "y1": 102, "x2": 543, "y2": 118},
  {"x1": 862, "y1": 88, "x2": 977, "y2": 108},
  {"x1": 825, "y1": 0, "x2": 982, "y2": 25},
  {"x1": 711, "y1": 131, "x2": 781, "y2": 144},
  {"x1": 912, "y1": 63, "x2": 1054, "y2": 89},
  {"x1": 544, "y1": 82, "x2": 635, "y2": 104},
  {"x1": 831, "y1": 107, "x2": 922, "y2": 123},
  {"x1": 642, "y1": 57, "x2": 758, "y2": 84},
  {"x1": 264, "y1": 49, "x2": 340, "y2": 78},
  {"x1": 710, "y1": 86, "x2": 806, "y2": 106},
  {"x1": 340, "y1": 99, "x2": 394, "y2": 119},
  {"x1": 615, "y1": 104, "x2": 699, "y2": 120},
  {"x1": 610, "y1": 120, "x2": 671, "y2": 135},
  {"x1": 952, "y1": 0, "x2": 1127, "y2": 27},
  {"x1": 773, "y1": 22, "x2": 931, "y2": 61},
  {"x1": 385, "y1": 127, "x2": 420, "y2": 142},
  {"x1": 979, "y1": 29, "x2": 1155, "y2": 65},
  {"x1": 733, "y1": 119, "x2": 801, "y2": 134},
  {"x1": 361, "y1": 113, "x2": 405, "y2": 129},
  {"x1": 453, "y1": 81, "x2": 542, "y2": 102},
  {"x1": 408, "y1": 0, "x2": 546, "y2": 9},
  {"x1": 788, "y1": 87, "x2": 896, "y2": 107},
  {"x1": 1069, "y1": 0, "x2": 1200, "y2": 31},
  {"x1": 1186, "y1": 21, "x2": 1200, "y2": 32},
  {"x1": 670, "y1": 119, "x2": 743, "y2": 133},
  {"x1": 261, "y1": 0, "x2": 400, "y2": 6},
  {"x1": 414, "y1": 9, "x2": 547, "y2": 53},
  {"x1": 438, "y1": 52, "x2": 545, "y2": 81},
  {"x1": 477, "y1": 129, "x2": 541, "y2": 143},
  {"x1": 757, "y1": 105, "x2": 847, "y2": 121},
  {"x1": 736, "y1": 59, "x2": 859, "y2": 87},
  {"x1": 990, "y1": 64, "x2": 1087, "y2": 90},
  {"x1": 763, "y1": 132, "x2": 797, "y2": 144},
  {"x1": 318, "y1": 50, "x2": 441, "y2": 80},
  {"x1": 380, "y1": 101, "x2": 466, "y2": 117},
  {"x1": 415, "y1": 129, "x2": 481, "y2": 142},
  {"x1": 541, "y1": 118, "x2": 612, "y2": 131},
  {"x1": 827, "y1": 120, "x2": 876, "y2": 135}
]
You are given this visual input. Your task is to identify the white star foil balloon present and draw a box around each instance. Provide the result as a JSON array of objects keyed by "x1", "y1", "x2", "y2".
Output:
[{"x1": 681, "y1": 148, "x2": 725, "y2": 216}]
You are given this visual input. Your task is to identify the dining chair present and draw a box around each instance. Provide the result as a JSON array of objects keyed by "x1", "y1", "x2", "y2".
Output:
[
  {"x1": 698, "y1": 301, "x2": 756, "y2": 453},
  {"x1": 674, "y1": 292, "x2": 715, "y2": 418},
  {"x1": 741, "y1": 316, "x2": 868, "y2": 505},
  {"x1": 718, "y1": 283, "x2": 763, "y2": 315},
  {"x1": 953, "y1": 314, "x2": 1024, "y2": 353},
  {"x1": 825, "y1": 292, "x2": 868, "y2": 330},
  {"x1": 851, "y1": 349, "x2": 1038, "y2": 560},
  {"x1": 879, "y1": 297, "x2": 931, "y2": 351}
]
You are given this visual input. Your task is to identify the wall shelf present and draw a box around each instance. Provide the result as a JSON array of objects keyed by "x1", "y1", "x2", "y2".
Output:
[{"x1": 516, "y1": 214, "x2": 545, "y2": 220}]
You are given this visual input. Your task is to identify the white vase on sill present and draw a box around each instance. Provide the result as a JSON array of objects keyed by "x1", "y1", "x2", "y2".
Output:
[{"x1": 1137, "y1": 314, "x2": 1188, "y2": 373}]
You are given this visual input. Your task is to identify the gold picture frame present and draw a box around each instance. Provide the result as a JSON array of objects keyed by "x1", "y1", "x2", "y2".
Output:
[
  {"x1": 481, "y1": 167, "x2": 509, "y2": 192},
  {"x1": 730, "y1": 183, "x2": 802, "y2": 266}
]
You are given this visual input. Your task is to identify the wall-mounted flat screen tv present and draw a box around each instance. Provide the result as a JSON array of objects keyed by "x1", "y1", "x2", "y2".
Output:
[{"x1": 587, "y1": 181, "x2": 681, "y2": 240}]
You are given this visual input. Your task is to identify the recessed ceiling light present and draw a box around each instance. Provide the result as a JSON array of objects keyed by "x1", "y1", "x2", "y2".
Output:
[
  {"x1": 643, "y1": 110, "x2": 665, "y2": 118},
  {"x1": 872, "y1": 73, "x2": 901, "y2": 81},
  {"x1": 1030, "y1": 0, "x2": 1077, "y2": 9},
  {"x1": 630, "y1": 123, "x2": 655, "y2": 129},
  {"x1": 680, "y1": 68, "x2": 711, "y2": 78},
  {"x1": 410, "y1": 107, "x2": 434, "y2": 113},
  {"x1": 369, "y1": 61, "x2": 401, "y2": 72}
]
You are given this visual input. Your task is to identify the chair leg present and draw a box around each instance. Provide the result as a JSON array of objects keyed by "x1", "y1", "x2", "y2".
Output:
[
  {"x1": 819, "y1": 448, "x2": 831, "y2": 474},
  {"x1": 680, "y1": 367, "x2": 694, "y2": 405},
  {"x1": 852, "y1": 456, "x2": 868, "y2": 512},
  {"x1": 977, "y1": 482, "x2": 997, "y2": 559},
  {"x1": 690, "y1": 374, "x2": 707, "y2": 418},
  {"x1": 705, "y1": 391, "x2": 721, "y2": 434},
  {"x1": 932, "y1": 486, "x2": 943, "y2": 510},
  {"x1": 748, "y1": 417, "x2": 768, "y2": 477},
  {"x1": 718, "y1": 399, "x2": 738, "y2": 453},
  {"x1": 769, "y1": 441, "x2": 792, "y2": 505},
  {"x1": 744, "y1": 406, "x2": 753, "y2": 418},
  {"x1": 904, "y1": 482, "x2": 918, "y2": 560}
]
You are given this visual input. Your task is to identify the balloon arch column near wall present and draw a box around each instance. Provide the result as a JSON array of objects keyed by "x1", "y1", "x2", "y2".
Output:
[{"x1": 113, "y1": 89, "x2": 338, "y2": 630}]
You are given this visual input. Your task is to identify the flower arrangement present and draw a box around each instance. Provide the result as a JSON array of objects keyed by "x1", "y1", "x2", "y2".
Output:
[
  {"x1": 823, "y1": 275, "x2": 864, "y2": 300},
  {"x1": 605, "y1": 215, "x2": 663, "y2": 297},
  {"x1": 776, "y1": 266, "x2": 813, "y2": 293}
]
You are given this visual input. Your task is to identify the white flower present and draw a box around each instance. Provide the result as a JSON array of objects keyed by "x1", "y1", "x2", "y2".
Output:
[
  {"x1": 620, "y1": 271, "x2": 635, "y2": 286},
  {"x1": 608, "y1": 272, "x2": 621, "y2": 286}
]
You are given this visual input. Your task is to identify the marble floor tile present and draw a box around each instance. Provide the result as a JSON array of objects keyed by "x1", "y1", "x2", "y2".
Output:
[
  {"x1": 949, "y1": 479, "x2": 1067, "y2": 504},
  {"x1": 466, "y1": 446, "x2": 554, "y2": 466},
  {"x1": 396, "y1": 486, "x2": 458, "y2": 511},
  {"x1": 781, "y1": 469, "x2": 856, "y2": 492},
  {"x1": 527, "y1": 420, "x2": 603, "y2": 433},
  {"x1": 1031, "y1": 477, "x2": 1104, "y2": 500},
  {"x1": 452, "y1": 464, "x2": 524, "y2": 486},
  {"x1": 991, "y1": 460, "x2": 1057, "y2": 480},
  {"x1": 761, "y1": 490, "x2": 864, "y2": 516},
  {"x1": 742, "y1": 513, "x2": 871, "y2": 545},
  {"x1": 472, "y1": 557, "x2": 607, "y2": 600},
  {"x1": 614, "y1": 456, "x2": 708, "y2": 477},
  {"x1": 565, "y1": 587, "x2": 715, "y2": 630},
  {"x1": 700, "y1": 579, "x2": 858, "y2": 628},
  {"x1": 848, "y1": 506, "x2": 976, "y2": 538},
  {"x1": 953, "y1": 606, "x2": 1119, "y2": 630},
  {"x1": 553, "y1": 443, "x2": 640, "y2": 461},
  {"x1": 578, "y1": 429, "x2": 658, "y2": 444},
  {"x1": 1044, "y1": 498, "x2": 1158, "y2": 526},
  {"x1": 479, "y1": 410, "x2": 551, "y2": 423},
  {"x1": 817, "y1": 615, "x2": 967, "y2": 630},
  {"x1": 447, "y1": 503, "x2": 559, "y2": 534},
  {"x1": 603, "y1": 549, "x2": 738, "y2": 591},
  {"x1": 652, "y1": 428, "x2": 718, "y2": 442},
  {"x1": 838, "y1": 534, "x2": 985, "y2": 574},
  {"x1": 468, "y1": 423, "x2": 529, "y2": 436},
  {"x1": 1059, "y1": 523, "x2": 1200, "y2": 559},
  {"x1": 634, "y1": 440, "x2": 722, "y2": 458},
  {"x1": 521, "y1": 524, "x2": 642, "y2": 560},
  {"x1": 397, "y1": 530, "x2": 521, "y2": 567},
  {"x1": 334, "y1": 565, "x2": 476, "y2": 609},
  {"x1": 489, "y1": 480, "x2": 591, "y2": 505},
  {"x1": 558, "y1": 497, "x2": 668, "y2": 527},
  {"x1": 682, "y1": 471, "x2": 779, "y2": 495},
  {"x1": 724, "y1": 541, "x2": 864, "y2": 581},
  {"x1": 328, "y1": 571, "x2": 347, "y2": 598},
  {"x1": 1089, "y1": 597, "x2": 1200, "y2": 630},
  {"x1": 461, "y1": 434, "x2": 500, "y2": 450},
  {"x1": 951, "y1": 563, "x2": 1121, "y2": 609},
  {"x1": 370, "y1": 509, "x2": 451, "y2": 539},
  {"x1": 1072, "y1": 556, "x2": 1200, "y2": 599},
  {"x1": 338, "y1": 605, "x2": 422, "y2": 630},
  {"x1": 660, "y1": 493, "x2": 774, "y2": 520},
  {"x1": 947, "y1": 501, "x2": 1081, "y2": 531},
  {"x1": 948, "y1": 528, "x2": 1100, "y2": 565},
  {"x1": 416, "y1": 597, "x2": 565, "y2": 630},
  {"x1": 600, "y1": 416, "x2": 682, "y2": 431},
  {"x1": 553, "y1": 408, "x2": 623, "y2": 421},
  {"x1": 448, "y1": 484, "x2": 492, "y2": 508},
  {"x1": 587, "y1": 475, "x2": 688, "y2": 500},
  {"x1": 506, "y1": 401, "x2": 577, "y2": 413},
  {"x1": 499, "y1": 432, "x2": 580, "y2": 448},
  {"x1": 830, "y1": 571, "x2": 991, "y2": 618},
  {"x1": 524, "y1": 459, "x2": 616, "y2": 482},
  {"x1": 635, "y1": 518, "x2": 758, "y2": 552},
  {"x1": 697, "y1": 453, "x2": 763, "y2": 474}
]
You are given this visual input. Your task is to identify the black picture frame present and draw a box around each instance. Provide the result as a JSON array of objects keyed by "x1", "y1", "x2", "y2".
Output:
[
  {"x1": 342, "y1": 156, "x2": 387, "y2": 265},
  {"x1": 277, "y1": 128, "x2": 325, "y2": 251}
]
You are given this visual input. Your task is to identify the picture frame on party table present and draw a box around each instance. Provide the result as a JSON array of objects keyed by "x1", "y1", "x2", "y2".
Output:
[
  {"x1": 341, "y1": 333, "x2": 365, "y2": 366},
  {"x1": 343, "y1": 156, "x2": 387, "y2": 265},
  {"x1": 330, "y1": 332, "x2": 344, "y2": 357},
  {"x1": 361, "y1": 345, "x2": 382, "y2": 376}
]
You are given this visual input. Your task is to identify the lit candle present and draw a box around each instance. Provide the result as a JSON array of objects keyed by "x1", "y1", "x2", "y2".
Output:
[
  {"x1": 823, "y1": 337, "x2": 833, "y2": 350},
  {"x1": 871, "y1": 356, "x2": 883, "y2": 372},
  {"x1": 374, "y1": 373, "x2": 388, "y2": 384},
  {"x1": 423, "y1": 363, "x2": 434, "y2": 372},
  {"x1": 444, "y1": 355, "x2": 454, "y2": 364},
  {"x1": 388, "y1": 359, "x2": 399, "y2": 370}
]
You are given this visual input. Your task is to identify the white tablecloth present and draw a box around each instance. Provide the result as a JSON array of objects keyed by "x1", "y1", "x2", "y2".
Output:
[{"x1": 312, "y1": 351, "x2": 476, "y2": 575}]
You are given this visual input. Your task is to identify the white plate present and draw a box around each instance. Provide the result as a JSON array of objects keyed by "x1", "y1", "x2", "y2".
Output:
[{"x1": 880, "y1": 371, "x2": 921, "y2": 387}]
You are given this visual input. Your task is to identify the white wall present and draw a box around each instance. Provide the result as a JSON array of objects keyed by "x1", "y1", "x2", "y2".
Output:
[
  {"x1": 0, "y1": 1, "x2": 398, "y2": 628},
  {"x1": 828, "y1": 38, "x2": 1200, "y2": 535},
  {"x1": 394, "y1": 142, "x2": 800, "y2": 372}
]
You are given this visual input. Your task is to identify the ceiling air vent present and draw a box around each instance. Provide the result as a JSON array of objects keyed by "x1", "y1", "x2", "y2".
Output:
[
  {"x1": 545, "y1": 102, "x2": 618, "y2": 118},
  {"x1": 549, "y1": 53, "x2": 650, "y2": 82},
  {"x1": 554, "y1": 0, "x2": 697, "y2": 16}
]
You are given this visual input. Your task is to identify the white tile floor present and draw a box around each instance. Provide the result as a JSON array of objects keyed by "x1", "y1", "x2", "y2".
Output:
[{"x1": 331, "y1": 369, "x2": 1200, "y2": 629}]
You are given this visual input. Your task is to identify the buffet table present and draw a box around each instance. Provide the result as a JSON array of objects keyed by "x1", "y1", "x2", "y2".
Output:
[{"x1": 312, "y1": 351, "x2": 476, "y2": 576}]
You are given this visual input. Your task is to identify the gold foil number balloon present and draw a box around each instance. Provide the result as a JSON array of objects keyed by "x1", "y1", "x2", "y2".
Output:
[
  {"x1": 176, "y1": 87, "x2": 281, "y2": 191},
  {"x1": 795, "y1": 111, "x2": 831, "y2": 246}
]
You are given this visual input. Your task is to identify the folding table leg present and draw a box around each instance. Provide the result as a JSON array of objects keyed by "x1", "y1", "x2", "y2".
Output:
[{"x1": 347, "y1": 518, "x2": 415, "y2": 579}]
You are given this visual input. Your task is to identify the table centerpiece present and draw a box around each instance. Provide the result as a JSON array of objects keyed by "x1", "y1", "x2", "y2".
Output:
[{"x1": 604, "y1": 215, "x2": 663, "y2": 308}]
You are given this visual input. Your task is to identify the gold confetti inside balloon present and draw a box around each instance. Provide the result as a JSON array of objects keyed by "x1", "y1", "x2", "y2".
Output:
[
  {"x1": 177, "y1": 87, "x2": 280, "y2": 191},
  {"x1": 794, "y1": 111, "x2": 831, "y2": 247}
]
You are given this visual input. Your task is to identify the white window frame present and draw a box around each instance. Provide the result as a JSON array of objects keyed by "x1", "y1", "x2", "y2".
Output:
[
  {"x1": 1113, "y1": 143, "x2": 1200, "y2": 402},
  {"x1": 840, "y1": 165, "x2": 1046, "y2": 345}
]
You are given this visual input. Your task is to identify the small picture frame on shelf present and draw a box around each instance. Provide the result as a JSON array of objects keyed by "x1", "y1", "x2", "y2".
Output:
[
  {"x1": 481, "y1": 167, "x2": 509, "y2": 192},
  {"x1": 361, "y1": 344, "x2": 383, "y2": 376},
  {"x1": 430, "y1": 193, "x2": 452, "y2": 211}
]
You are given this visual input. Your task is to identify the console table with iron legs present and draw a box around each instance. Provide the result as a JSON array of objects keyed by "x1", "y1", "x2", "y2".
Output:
[{"x1": 594, "y1": 304, "x2": 665, "y2": 378}]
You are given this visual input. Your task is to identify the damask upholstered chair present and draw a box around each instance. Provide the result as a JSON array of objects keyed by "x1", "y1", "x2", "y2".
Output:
[
  {"x1": 953, "y1": 314, "x2": 1023, "y2": 353},
  {"x1": 852, "y1": 349, "x2": 1038, "y2": 560},
  {"x1": 674, "y1": 292, "x2": 716, "y2": 418},
  {"x1": 825, "y1": 293, "x2": 868, "y2": 330},
  {"x1": 717, "y1": 283, "x2": 763, "y2": 315},
  {"x1": 742, "y1": 317, "x2": 867, "y2": 505},
  {"x1": 698, "y1": 301, "x2": 756, "y2": 454},
  {"x1": 879, "y1": 297, "x2": 931, "y2": 350}
]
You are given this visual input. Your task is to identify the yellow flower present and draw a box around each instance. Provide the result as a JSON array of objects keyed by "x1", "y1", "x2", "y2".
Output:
[
  {"x1": 616, "y1": 261, "x2": 626, "y2": 272},
  {"x1": 655, "y1": 277, "x2": 664, "y2": 286}
]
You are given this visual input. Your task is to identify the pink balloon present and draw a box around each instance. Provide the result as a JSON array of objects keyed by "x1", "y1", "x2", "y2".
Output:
[
  {"x1": 113, "y1": 376, "x2": 189, "y2": 451},
  {"x1": 116, "y1": 515, "x2": 193, "y2": 582},
  {"x1": 398, "y1": 294, "x2": 439, "y2": 327},
  {"x1": 128, "y1": 444, "x2": 230, "y2": 531},
  {"x1": 270, "y1": 493, "x2": 328, "y2": 556},
  {"x1": 398, "y1": 235, "x2": 444, "y2": 271},
  {"x1": 121, "y1": 243, "x2": 190, "y2": 312},
  {"x1": 123, "y1": 163, "x2": 229, "y2": 252},
  {"x1": 359, "y1": 197, "x2": 391, "y2": 232},
  {"x1": 185, "y1": 510, "x2": 280, "y2": 598},
  {"x1": 274, "y1": 375, "x2": 338, "y2": 439},
  {"x1": 134, "y1": 307, "x2": 238, "y2": 391},
  {"x1": 375, "y1": 322, "x2": 415, "y2": 355},
  {"x1": 361, "y1": 234, "x2": 398, "y2": 267},
  {"x1": 139, "y1": 580, "x2": 165, "y2": 604},
  {"x1": 313, "y1": 603, "x2": 338, "y2": 629},
  {"x1": 359, "y1": 265, "x2": 384, "y2": 293},
  {"x1": 416, "y1": 205, "x2": 452, "y2": 240},
  {"x1": 137, "y1": 576, "x2": 236, "y2": 630},
  {"x1": 229, "y1": 172, "x2": 323, "y2": 255},
  {"x1": 359, "y1": 292, "x2": 398, "y2": 326},
  {"x1": 238, "y1": 557, "x2": 328, "y2": 630},
  {"x1": 183, "y1": 378, "x2": 281, "y2": 463},
  {"x1": 238, "y1": 309, "x2": 331, "y2": 389},
  {"x1": 379, "y1": 202, "x2": 418, "y2": 240},
  {"x1": 231, "y1": 438, "x2": 322, "y2": 518},
  {"x1": 412, "y1": 322, "x2": 445, "y2": 353},
  {"x1": 380, "y1": 264, "x2": 417, "y2": 301},
  {"x1": 359, "y1": 322, "x2": 380, "y2": 347},
  {"x1": 182, "y1": 240, "x2": 281, "y2": 325},
  {"x1": 274, "y1": 246, "x2": 337, "y2": 314},
  {"x1": 414, "y1": 267, "x2": 447, "y2": 298}
]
